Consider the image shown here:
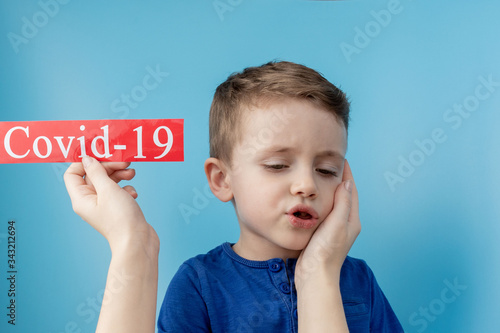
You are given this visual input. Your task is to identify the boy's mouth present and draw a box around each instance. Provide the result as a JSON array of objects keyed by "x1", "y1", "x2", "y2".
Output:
[
  {"x1": 287, "y1": 205, "x2": 319, "y2": 229},
  {"x1": 293, "y1": 211, "x2": 312, "y2": 219}
]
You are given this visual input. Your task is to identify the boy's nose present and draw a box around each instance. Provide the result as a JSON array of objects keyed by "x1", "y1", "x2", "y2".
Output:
[{"x1": 290, "y1": 170, "x2": 318, "y2": 199}]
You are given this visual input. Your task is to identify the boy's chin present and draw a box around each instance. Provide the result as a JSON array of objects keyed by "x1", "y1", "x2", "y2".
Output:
[{"x1": 281, "y1": 237, "x2": 312, "y2": 253}]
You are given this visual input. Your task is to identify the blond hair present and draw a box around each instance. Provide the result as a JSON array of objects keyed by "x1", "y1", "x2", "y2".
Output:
[{"x1": 209, "y1": 61, "x2": 350, "y2": 164}]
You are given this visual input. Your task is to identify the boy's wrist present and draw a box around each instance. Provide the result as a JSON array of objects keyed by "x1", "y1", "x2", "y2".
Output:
[
  {"x1": 295, "y1": 261, "x2": 341, "y2": 291},
  {"x1": 296, "y1": 265, "x2": 347, "y2": 333},
  {"x1": 109, "y1": 222, "x2": 160, "y2": 260}
]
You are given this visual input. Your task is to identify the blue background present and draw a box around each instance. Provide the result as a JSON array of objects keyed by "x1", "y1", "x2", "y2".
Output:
[{"x1": 1, "y1": 1, "x2": 498, "y2": 332}]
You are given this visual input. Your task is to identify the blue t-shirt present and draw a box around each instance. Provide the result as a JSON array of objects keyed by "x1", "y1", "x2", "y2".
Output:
[{"x1": 158, "y1": 242, "x2": 403, "y2": 332}]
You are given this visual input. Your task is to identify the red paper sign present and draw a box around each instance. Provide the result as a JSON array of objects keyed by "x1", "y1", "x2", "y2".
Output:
[{"x1": 0, "y1": 119, "x2": 184, "y2": 163}]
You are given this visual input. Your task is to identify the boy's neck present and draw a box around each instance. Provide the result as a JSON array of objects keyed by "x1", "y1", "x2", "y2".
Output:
[{"x1": 232, "y1": 239, "x2": 302, "y2": 262}]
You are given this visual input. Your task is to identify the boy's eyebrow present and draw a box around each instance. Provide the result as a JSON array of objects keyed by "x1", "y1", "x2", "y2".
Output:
[
  {"x1": 262, "y1": 147, "x2": 345, "y2": 160},
  {"x1": 317, "y1": 150, "x2": 345, "y2": 160}
]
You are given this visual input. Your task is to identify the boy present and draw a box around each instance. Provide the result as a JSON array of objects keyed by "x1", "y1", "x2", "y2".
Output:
[
  {"x1": 64, "y1": 61, "x2": 403, "y2": 332},
  {"x1": 157, "y1": 61, "x2": 403, "y2": 332}
]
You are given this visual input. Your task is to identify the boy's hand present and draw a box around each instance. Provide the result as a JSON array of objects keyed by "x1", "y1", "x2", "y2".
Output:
[
  {"x1": 295, "y1": 160, "x2": 361, "y2": 284},
  {"x1": 64, "y1": 156, "x2": 157, "y2": 252},
  {"x1": 64, "y1": 156, "x2": 159, "y2": 332}
]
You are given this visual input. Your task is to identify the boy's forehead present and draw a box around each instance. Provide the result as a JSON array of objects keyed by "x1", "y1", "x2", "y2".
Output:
[{"x1": 238, "y1": 99, "x2": 347, "y2": 154}]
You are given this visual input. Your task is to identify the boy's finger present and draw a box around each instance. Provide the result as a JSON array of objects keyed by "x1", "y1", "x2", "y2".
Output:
[
  {"x1": 342, "y1": 160, "x2": 359, "y2": 222},
  {"x1": 101, "y1": 161, "x2": 132, "y2": 176},
  {"x1": 64, "y1": 162, "x2": 87, "y2": 202},
  {"x1": 342, "y1": 159, "x2": 354, "y2": 182},
  {"x1": 109, "y1": 168, "x2": 136, "y2": 183},
  {"x1": 327, "y1": 179, "x2": 353, "y2": 228},
  {"x1": 123, "y1": 185, "x2": 138, "y2": 199},
  {"x1": 82, "y1": 156, "x2": 118, "y2": 193},
  {"x1": 84, "y1": 162, "x2": 132, "y2": 188}
]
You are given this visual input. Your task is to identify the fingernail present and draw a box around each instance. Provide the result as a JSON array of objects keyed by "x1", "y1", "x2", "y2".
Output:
[
  {"x1": 344, "y1": 180, "x2": 353, "y2": 193},
  {"x1": 82, "y1": 156, "x2": 91, "y2": 168}
]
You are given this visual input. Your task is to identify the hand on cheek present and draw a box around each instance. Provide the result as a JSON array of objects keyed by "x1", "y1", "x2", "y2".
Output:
[{"x1": 296, "y1": 160, "x2": 361, "y2": 283}]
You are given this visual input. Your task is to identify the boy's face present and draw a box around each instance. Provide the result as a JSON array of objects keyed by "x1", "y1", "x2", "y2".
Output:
[{"x1": 226, "y1": 99, "x2": 347, "y2": 260}]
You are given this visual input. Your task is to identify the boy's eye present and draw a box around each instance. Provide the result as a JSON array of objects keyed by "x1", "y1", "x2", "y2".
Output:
[
  {"x1": 316, "y1": 169, "x2": 337, "y2": 177},
  {"x1": 264, "y1": 164, "x2": 288, "y2": 170}
]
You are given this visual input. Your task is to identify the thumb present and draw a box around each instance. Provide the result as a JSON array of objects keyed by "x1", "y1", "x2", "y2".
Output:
[{"x1": 82, "y1": 156, "x2": 116, "y2": 193}]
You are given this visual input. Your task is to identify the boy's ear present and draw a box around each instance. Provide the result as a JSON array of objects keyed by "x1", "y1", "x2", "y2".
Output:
[{"x1": 204, "y1": 157, "x2": 233, "y2": 202}]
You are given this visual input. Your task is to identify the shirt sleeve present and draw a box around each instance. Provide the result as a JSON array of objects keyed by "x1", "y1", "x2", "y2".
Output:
[{"x1": 157, "y1": 263, "x2": 211, "y2": 333}]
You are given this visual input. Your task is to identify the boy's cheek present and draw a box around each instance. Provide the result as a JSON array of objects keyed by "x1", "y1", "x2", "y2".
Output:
[
  {"x1": 320, "y1": 201, "x2": 336, "y2": 224},
  {"x1": 327, "y1": 181, "x2": 342, "y2": 212},
  {"x1": 324, "y1": 193, "x2": 336, "y2": 217}
]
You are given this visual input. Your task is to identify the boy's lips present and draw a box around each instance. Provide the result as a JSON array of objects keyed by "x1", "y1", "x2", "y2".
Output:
[{"x1": 286, "y1": 204, "x2": 319, "y2": 229}]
